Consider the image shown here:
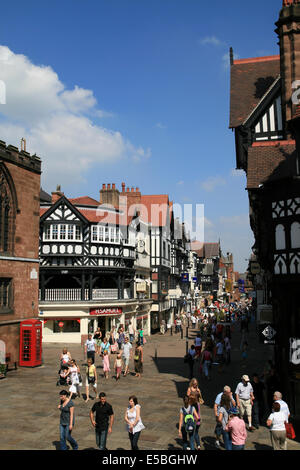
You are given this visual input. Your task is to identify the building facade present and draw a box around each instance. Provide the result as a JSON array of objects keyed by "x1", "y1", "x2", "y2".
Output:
[
  {"x1": 0, "y1": 140, "x2": 41, "y2": 366},
  {"x1": 230, "y1": 0, "x2": 300, "y2": 429}
]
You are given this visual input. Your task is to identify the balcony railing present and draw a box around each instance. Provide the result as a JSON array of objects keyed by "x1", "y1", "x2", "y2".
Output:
[{"x1": 39, "y1": 288, "x2": 132, "y2": 302}]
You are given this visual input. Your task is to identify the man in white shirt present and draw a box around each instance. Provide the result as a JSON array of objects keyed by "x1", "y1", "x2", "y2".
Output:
[
  {"x1": 235, "y1": 375, "x2": 255, "y2": 431},
  {"x1": 85, "y1": 334, "x2": 96, "y2": 364},
  {"x1": 128, "y1": 322, "x2": 135, "y2": 343},
  {"x1": 273, "y1": 391, "x2": 290, "y2": 422}
]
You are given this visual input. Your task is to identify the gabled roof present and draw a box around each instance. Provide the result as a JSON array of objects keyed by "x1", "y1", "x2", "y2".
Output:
[
  {"x1": 230, "y1": 55, "x2": 280, "y2": 128},
  {"x1": 191, "y1": 241, "x2": 220, "y2": 259},
  {"x1": 40, "y1": 195, "x2": 89, "y2": 224}
]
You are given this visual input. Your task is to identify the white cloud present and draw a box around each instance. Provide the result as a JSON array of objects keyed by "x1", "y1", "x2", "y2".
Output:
[
  {"x1": 200, "y1": 176, "x2": 226, "y2": 192},
  {"x1": 155, "y1": 122, "x2": 167, "y2": 129},
  {"x1": 0, "y1": 45, "x2": 150, "y2": 189},
  {"x1": 198, "y1": 36, "x2": 225, "y2": 47}
]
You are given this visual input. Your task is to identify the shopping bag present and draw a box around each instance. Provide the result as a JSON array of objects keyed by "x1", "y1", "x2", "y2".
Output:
[{"x1": 285, "y1": 422, "x2": 296, "y2": 440}]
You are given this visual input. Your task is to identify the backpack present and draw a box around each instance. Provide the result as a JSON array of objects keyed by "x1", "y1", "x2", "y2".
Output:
[{"x1": 182, "y1": 406, "x2": 196, "y2": 433}]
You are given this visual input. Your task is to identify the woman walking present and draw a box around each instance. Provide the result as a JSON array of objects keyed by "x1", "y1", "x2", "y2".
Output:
[
  {"x1": 100, "y1": 337, "x2": 111, "y2": 357},
  {"x1": 178, "y1": 395, "x2": 199, "y2": 450},
  {"x1": 93, "y1": 328, "x2": 102, "y2": 355},
  {"x1": 68, "y1": 359, "x2": 81, "y2": 398},
  {"x1": 85, "y1": 358, "x2": 97, "y2": 402},
  {"x1": 134, "y1": 342, "x2": 143, "y2": 378},
  {"x1": 201, "y1": 347, "x2": 212, "y2": 380},
  {"x1": 266, "y1": 402, "x2": 287, "y2": 450},
  {"x1": 217, "y1": 393, "x2": 232, "y2": 450},
  {"x1": 125, "y1": 396, "x2": 145, "y2": 450},
  {"x1": 187, "y1": 378, "x2": 204, "y2": 450},
  {"x1": 102, "y1": 350, "x2": 110, "y2": 380}
]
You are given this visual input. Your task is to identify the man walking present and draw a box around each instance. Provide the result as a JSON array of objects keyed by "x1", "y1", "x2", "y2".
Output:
[
  {"x1": 90, "y1": 392, "x2": 114, "y2": 450},
  {"x1": 235, "y1": 375, "x2": 255, "y2": 431},
  {"x1": 85, "y1": 333, "x2": 96, "y2": 364},
  {"x1": 273, "y1": 391, "x2": 290, "y2": 422},
  {"x1": 251, "y1": 373, "x2": 265, "y2": 428},
  {"x1": 58, "y1": 390, "x2": 78, "y2": 450}
]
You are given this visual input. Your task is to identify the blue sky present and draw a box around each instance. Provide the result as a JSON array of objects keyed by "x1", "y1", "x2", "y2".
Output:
[{"x1": 0, "y1": 0, "x2": 283, "y2": 271}]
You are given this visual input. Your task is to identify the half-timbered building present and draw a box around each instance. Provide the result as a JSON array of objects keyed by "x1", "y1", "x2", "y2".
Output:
[
  {"x1": 39, "y1": 184, "x2": 152, "y2": 343},
  {"x1": 230, "y1": 0, "x2": 300, "y2": 430}
]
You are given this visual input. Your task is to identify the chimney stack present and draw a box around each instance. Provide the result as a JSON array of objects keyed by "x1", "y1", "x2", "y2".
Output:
[
  {"x1": 100, "y1": 183, "x2": 120, "y2": 207},
  {"x1": 51, "y1": 184, "x2": 64, "y2": 204}
]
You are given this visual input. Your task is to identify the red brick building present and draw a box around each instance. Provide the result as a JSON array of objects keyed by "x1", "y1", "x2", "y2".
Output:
[{"x1": 0, "y1": 140, "x2": 41, "y2": 367}]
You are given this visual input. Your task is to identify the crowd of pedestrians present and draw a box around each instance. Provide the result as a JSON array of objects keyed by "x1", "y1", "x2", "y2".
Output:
[
  {"x1": 55, "y1": 301, "x2": 294, "y2": 451},
  {"x1": 178, "y1": 300, "x2": 293, "y2": 451}
]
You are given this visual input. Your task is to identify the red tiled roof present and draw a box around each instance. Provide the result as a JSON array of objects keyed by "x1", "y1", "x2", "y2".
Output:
[
  {"x1": 230, "y1": 56, "x2": 280, "y2": 128},
  {"x1": 247, "y1": 141, "x2": 297, "y2": 189},
  {"x1": 69, "y1": 196, "x2": 99, "y2": 206}
]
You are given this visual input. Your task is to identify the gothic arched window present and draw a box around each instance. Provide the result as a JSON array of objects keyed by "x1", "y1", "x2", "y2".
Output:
[{"x1": 0, "y1": 164, "x2": 17, "y2": 255}]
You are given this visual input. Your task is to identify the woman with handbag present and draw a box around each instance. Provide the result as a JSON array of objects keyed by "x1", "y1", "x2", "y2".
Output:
[
  {"x1": 124, "y1": 395, "x2": 145, "y2": 450},
  {"x1": 85, "y1": 358, "x2": 97, "y2": 402},
  {"x1": 187, "y1": 378, "x2": 204, "y2": 450},
  {"x1": 267, "y1": 402, "x2": 287, "y2": 450}
]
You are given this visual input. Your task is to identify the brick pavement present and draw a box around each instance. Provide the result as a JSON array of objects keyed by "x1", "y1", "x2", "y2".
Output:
[{"x1": 0, "y1": 319, "x2": 299, "y2": 451}]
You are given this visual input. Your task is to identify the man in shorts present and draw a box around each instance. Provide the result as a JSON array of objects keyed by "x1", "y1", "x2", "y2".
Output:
[
  {"x1": 121, "y1": 336, "x2": 132, "y2": 376},
  {"x1": 235, "y1": 375, "x2": 255, "y2": 431}
]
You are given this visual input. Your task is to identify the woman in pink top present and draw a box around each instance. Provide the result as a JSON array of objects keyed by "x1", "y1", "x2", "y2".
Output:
[{"x1": 225, "y1": 407, "x2": 247, "y2": 450}]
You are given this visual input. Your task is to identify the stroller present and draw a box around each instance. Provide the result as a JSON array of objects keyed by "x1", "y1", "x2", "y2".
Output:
[{"x1": 56, "y1": 364, "x2": 71, "y2": 387}]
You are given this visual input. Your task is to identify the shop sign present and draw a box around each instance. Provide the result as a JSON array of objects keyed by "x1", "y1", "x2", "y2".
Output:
[
  {"x1": 250, "y1": 261, "x2": 261, "y2": 275},
  {"x1": 259, "y1": 324, "x2": 276, "y2": 344},
  {"x1": 181, "y1": 273, "x2": 189, "y2": 282},
  {"x1": 90, "y1": 308, "x2": 122, "y2": 316},
  {"x1": 136, "y1": 281, "x2": 147, "y2": 292},
  {"x1": 192, "y1": 277, "x2": 197, "y2": 283}
]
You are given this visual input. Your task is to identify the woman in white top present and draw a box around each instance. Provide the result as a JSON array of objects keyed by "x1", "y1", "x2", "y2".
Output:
[
  {"x1": 68, "y1": 359, "x2": 81, "y2": 398},
  {"x1": 267, "y1": 402, "x2": 287, "y2": 450},
  {"x1": 124, "y1": 395, "x2": 145, "y2": 450}
]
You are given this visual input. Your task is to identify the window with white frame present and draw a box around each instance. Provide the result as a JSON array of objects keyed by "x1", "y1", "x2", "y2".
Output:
[
  {"x1": 43, "y1": 224, "x2": 82, "y2": 241},
  {"x1": 90, "y1": 225, "x2": 120, "y2": 243}
]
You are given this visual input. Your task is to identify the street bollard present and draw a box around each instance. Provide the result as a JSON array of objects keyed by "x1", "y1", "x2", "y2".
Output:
[
  {"x1": 155, "y1": 347, "x2": 158, "y2": 360},
  {"x1": 181, "y1": 327, "x2": 183, "y2": 339},
  {"x1": 171, "y1": 326, "x2": 173, "y2": 336},
  {"x1": 186, "y1": 327, "x2": 189, "y2": 339},
  {"x1": 186, "y1": 341, "x2": 189, "y2": 355}
]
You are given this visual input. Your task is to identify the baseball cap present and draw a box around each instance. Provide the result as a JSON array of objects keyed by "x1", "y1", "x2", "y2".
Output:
[{"x1": 242, "y1": 375, "x2": 250, "y2": 381}]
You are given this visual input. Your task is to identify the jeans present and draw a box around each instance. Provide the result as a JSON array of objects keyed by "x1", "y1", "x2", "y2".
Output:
[
  {"x1": 181, "y1": 427, "x2": 195, "y2": 450},
  {"x1": 232, "y1": 444, "x2": 245, "y2": 450},
  {"x1": 221, "y1": 429, "x2": 232, "y2": 450},
  {"x1": 194, "y1": 424, "x2": 201, "y2": 448},
  {"x1": 95, "y1": 428, "x2": 108, "y2": 450},
  {"x1": 59, "y1": 424, "x2": 78, "y2": 450},
  {"x1": 129, "y1": 431, "x2": 141, "y2": 450}
]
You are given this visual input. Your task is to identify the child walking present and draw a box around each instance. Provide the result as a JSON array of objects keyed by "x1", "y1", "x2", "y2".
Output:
[
  {"x1": 102, "y1": 350, "x2": 110, "y2": 379},
  {"x1": 114, "y1": 353, "x2": 123, "y2": 381}
]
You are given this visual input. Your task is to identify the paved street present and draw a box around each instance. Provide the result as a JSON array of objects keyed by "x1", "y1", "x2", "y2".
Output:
[{"x1": 1, "y1": 320, "x2": 299, "y2": 451}]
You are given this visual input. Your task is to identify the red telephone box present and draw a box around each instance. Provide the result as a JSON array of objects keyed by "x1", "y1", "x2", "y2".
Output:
[{"x1": 19, "y1": 319, "x2": 42, "y2": 367}]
